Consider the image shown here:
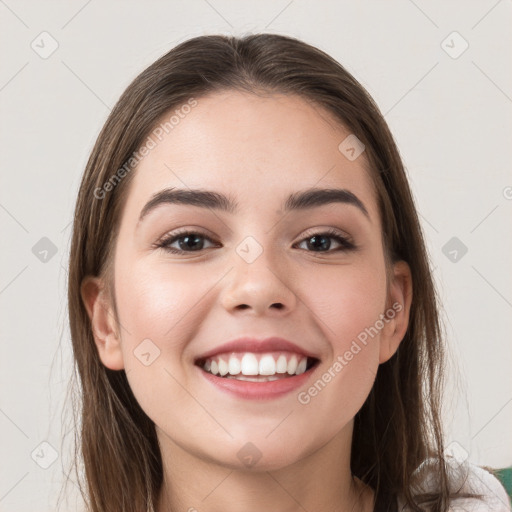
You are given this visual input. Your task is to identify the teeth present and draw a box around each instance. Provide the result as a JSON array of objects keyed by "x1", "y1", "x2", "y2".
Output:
[
  {"x1": 241, "y1": 353, "x2": 259, "y2": 375},
  {"x1": 276, "y1": 354, "x2": 288, "y2": 373},
  {"x1": 259, "y1": 354, "x2": 276, "y2": 375},
  {"x1": 226, "y1": 375, "x2": 281, "y2": 382},
  {"x1": 287, "y1": 355, "x2": 298, "y2": 375},
  {"x1": 218, "y1": 358, "x2": 229, "y2": 376},
  {"x1": 201, "y1": 352, "x2": 314, "y2": 379},
  {"x1": 296, "y1": 357, "x2": 307, "y2": 375},
  {"x1": 228, "y1": 355, "x2": 241, "y2": 375}
]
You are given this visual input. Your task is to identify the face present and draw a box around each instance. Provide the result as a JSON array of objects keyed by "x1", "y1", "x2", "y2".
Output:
[{"x1": 85, "y1": 91, "x2": 411, "y2": 471}]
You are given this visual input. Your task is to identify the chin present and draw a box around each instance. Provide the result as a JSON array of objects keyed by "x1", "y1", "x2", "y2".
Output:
[{"x1": 199, "y1": 438, "x2": 314, "y2": 473}]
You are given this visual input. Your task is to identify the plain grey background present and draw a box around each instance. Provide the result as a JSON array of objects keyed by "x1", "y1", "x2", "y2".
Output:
[{"x1": 1, "y1": 1, "x2": 511, "y2": 510}]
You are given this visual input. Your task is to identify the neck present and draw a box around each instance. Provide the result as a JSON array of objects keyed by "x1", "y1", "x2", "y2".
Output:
[{"x1": 155, "y1": 426, "x2": 375, "y2": 512}]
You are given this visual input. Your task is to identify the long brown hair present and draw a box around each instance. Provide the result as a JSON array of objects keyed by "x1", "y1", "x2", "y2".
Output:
[{"x1": 67, "y1": 33, "x2": 478, "y2": 512}]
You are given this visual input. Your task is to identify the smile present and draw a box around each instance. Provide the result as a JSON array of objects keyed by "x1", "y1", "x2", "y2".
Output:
[
  {"x1": 197, "y1": 351, "x2": 317, "y2": 380},
  {"x1": 195, "y1": 352, "x2": 320, "y2": 399}
]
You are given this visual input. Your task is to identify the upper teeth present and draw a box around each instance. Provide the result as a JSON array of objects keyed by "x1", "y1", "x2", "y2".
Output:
[{"x1": 202, "y1": 352, "x2": 309, "y2": 377}]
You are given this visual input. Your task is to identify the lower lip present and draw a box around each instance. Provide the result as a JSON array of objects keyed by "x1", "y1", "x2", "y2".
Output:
[{"x1": 197, "y1": 364, "x2": 318, "y2": 400}]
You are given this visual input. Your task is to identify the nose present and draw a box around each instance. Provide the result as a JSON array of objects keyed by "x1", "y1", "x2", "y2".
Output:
[{"x1": 220, "y1": 242, "x2": 298, "y2": 316}]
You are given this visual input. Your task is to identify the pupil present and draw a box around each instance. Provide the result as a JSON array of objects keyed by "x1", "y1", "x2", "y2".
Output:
[
  {"x1": 309, "y1": 235, "x2": 330, "y2": 251},
  {"x1": 180, "y1": 234, "x2": 203, "y2": 251}
]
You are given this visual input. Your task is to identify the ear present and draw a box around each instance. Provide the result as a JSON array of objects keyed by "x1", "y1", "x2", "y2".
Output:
[
  {"x1": 80, "y1": 276, "x2": 125, "y2": 370},
  {"x1": 379, "y1": 260, "x2": 413, "y2": 364}
]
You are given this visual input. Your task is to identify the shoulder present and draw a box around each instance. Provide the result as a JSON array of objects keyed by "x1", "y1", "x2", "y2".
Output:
[
  {"x1": 454, "y1": 462, "x2": 511, "y2": 511},
  {"x1": 396, "y1": 457, "x2": 511, "y2": 512}
]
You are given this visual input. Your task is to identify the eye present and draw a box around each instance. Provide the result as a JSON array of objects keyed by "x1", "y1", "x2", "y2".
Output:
[
  {"x1": 155, "y1": 227, "x2": 356, "y2": 255},
  {"x1": 294, "y1": 228, "x2": 356, "y2": 253},
  {"x1": 155, "y1": 229, "x2": 218, "y2": 254}
]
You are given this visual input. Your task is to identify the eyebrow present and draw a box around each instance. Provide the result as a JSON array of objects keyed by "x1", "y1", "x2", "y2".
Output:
[{"x1": 138, "y1": 186, "x2": 370, "y2": 223}]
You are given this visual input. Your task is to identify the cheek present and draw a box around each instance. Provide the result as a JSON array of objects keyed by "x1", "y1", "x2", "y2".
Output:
[
  {"x1": 298, "y1": 262, "x2": 386, "y2": 403},
  {"x1": 114, "y1": 258, "x2": 206, "y2": 345},
  {"x1": 301, "y1": 261, "x2": 388, "y2": 346},
  {"x1": 113, "y1": 257, "x2": 218, "y2": 396},
  {"x1": 113, "y1": 261, "x2": 209, "y2": 426}
]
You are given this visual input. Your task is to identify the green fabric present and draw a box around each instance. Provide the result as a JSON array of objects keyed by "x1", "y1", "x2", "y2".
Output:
[{"x1": 494, "y1": 467, "x2": 512, "y2": 500}]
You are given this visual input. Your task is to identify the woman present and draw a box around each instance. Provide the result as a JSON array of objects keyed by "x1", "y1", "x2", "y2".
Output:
[{"x1": 67, "y1": 33, "x2": 510, "y2": 512}]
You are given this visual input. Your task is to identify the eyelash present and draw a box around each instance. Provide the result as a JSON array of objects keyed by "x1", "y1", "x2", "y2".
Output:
[{"x1": 154, "y1": 227, "x2": 356, "y2": 255}]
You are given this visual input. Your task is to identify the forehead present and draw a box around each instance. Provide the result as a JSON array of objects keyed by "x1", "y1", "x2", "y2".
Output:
[{"x1": 124, "y1": 90, "x2": 379, "y2": 218}]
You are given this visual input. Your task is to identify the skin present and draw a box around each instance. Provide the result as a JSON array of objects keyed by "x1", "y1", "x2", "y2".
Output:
[{"x1": 82, "y1": 91, "x2": 412, "y2": 512}]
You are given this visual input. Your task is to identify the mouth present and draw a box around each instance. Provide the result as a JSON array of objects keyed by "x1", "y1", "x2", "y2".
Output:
[{"x1": 195, "y1": 352, "x2": 321, "y2": 382}]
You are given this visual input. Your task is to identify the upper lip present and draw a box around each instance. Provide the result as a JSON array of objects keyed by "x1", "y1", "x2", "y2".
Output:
[{"x1": 195, "y1": 337, "x2": 320, "y2": 362}]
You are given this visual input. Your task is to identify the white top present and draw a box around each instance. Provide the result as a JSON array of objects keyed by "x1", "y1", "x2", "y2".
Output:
[{"x1": 396, "y1": 457, "x2": 511, "y2": 511}]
